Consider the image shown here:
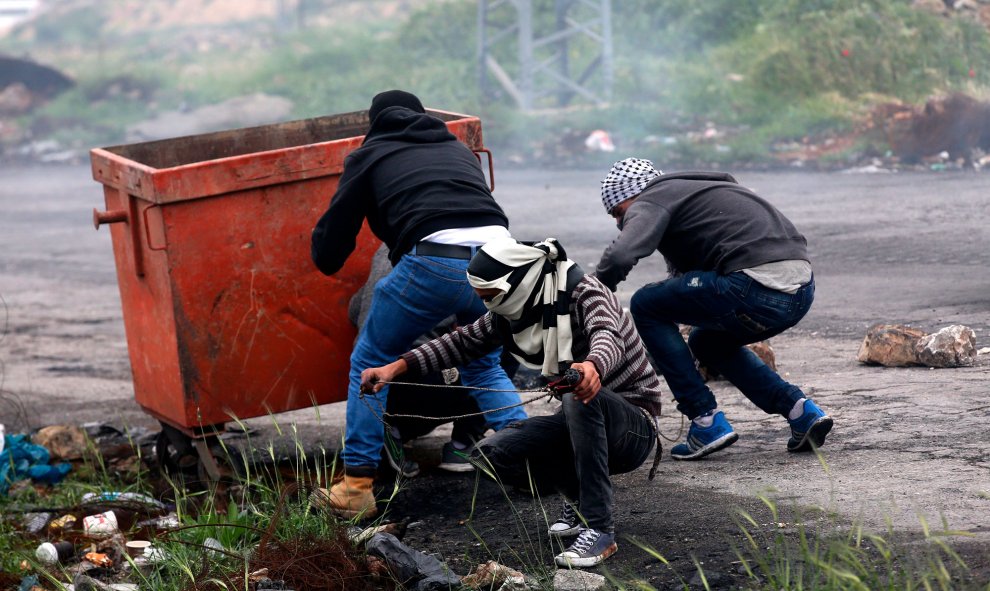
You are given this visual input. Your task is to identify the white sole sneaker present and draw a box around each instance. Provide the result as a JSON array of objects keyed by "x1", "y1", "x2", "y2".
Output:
[
  {"x1": 554, "y1": 541, "x2": 618, "y2": 568},
  {"x1": 670, "y1": 431, "x2": 738, "y2": 460}
]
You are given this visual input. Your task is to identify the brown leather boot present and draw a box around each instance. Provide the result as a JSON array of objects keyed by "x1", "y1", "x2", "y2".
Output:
[{"x1": 310, "y1": 475, "x2": 378, "y2": 519}]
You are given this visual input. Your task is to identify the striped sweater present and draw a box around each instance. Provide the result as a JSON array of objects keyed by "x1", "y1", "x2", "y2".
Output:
[{"x1": 400, "y1": 275, "x2": 664, "y2": 416}]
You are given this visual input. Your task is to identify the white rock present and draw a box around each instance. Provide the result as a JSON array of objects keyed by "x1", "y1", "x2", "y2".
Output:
[
  {"x1": 553, "y1": 569, "x2": 607, "y2": 591},
  {"x1": 915, "y1": 325, "x2": 977, "y2": 368}
]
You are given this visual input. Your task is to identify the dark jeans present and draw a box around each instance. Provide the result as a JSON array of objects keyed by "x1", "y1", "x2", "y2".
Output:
[
  {"x1": 471, "y1": 388, "x2": 656, "y2": 532},
  {"x1": 630, "y1": 270, "x2": 815, "y2": 420}
]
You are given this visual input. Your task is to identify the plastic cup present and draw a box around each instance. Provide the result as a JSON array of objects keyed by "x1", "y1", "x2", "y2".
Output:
[{"x1": 125, "y1": 540, "x2": 151, "y2": 557}]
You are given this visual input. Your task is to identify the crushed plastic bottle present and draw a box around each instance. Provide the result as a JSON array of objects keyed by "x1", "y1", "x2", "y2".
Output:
[{"x1": 81, "y1": 491, "x2": 167, "y2": 509}]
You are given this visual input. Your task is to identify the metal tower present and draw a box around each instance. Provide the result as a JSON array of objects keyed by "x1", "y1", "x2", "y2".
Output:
[{"x1": 478, "y1": 0, "x2": 613, "y2": 111}]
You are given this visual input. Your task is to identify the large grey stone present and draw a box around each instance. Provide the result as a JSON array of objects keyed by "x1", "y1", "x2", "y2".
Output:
[{"x1": 553, "y1": 569, "x2": 607, "y2": 591}]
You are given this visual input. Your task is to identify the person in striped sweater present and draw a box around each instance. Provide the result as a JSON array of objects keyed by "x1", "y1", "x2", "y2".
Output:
[{"x1": 360, "y1": 237, "x2": 664, "y2": 569}]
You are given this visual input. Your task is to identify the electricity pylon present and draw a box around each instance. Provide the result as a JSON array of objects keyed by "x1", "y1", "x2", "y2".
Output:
[{"x1": 478, "y1": 0, "x2": 613, "y2": 110}]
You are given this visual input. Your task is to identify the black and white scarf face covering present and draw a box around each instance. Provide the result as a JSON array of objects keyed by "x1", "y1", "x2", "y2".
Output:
[{"x1": 467, "y1": 237, "x2": 577, "y2": 376}]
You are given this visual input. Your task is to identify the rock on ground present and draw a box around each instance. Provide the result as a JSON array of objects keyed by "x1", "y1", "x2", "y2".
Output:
[
  {"x1": 915, "y1": 324, "x2": 977, "y2": 367},
  {"x1": 553, "y1": 569, "x2": 607, "y2": 591},
  {"x1": 857, "y1": 324, "x2": 926, "y2": 366}
]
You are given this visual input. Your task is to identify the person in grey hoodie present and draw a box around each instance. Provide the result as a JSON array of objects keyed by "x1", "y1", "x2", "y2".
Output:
[{"x1": 593, "y1": 158, "x2": 833, "y2": 460}]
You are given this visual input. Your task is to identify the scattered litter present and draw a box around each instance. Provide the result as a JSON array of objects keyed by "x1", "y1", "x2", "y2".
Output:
[
  {"x1": 584, "y1": 130, "x2": 615, "y2": 152},
  {"x1": 366, "y1": 532, "x2": 461, "y2": 591},
  {"x1": 0, "y1": 433, "x2": 72, "y2": 495},
  {"x1": 82, "y1": 491, "x2": 166, "y2": 509},
  {"x1": 124, "y1": 540, "x2": 150, "y2": 557},
  {"x1": 143, "y1": 546, "x2": 168, "y2": 563},
  {"x1": 135, "y1": 512, "x2": 179, "y2": 532},
  {"x1": 978, "y1": 347, "x2": 990, "y2": 355},
  {"x1": 49, "y1": 514, "x2": 78, "y2": 533},
  {"x1": 36, "y1": 541, "x2": 74, "y2": 565},
  {"x1": 83, "y1": 552, "x2": 112, "y2": 568},
  {"x1": 82, "y1": 511, "x2": 119, "y2": 536},
  {"x1": 18, "y1": 575, "x2": 40, "y2": 591},
  {"x1": 23, "y1": 511, "x2": 53, "y2": 535}
]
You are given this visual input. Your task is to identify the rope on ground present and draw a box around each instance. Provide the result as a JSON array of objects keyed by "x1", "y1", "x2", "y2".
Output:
[
  {"x1": 358, "y1": 380, "x2": 555, "y2": 423},
  {"x1": 358, "y1": 378, "x2": 686, "y2": 444}
]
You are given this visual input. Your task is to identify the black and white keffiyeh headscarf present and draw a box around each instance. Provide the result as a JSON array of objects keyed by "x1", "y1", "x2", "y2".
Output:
[
  {"x1": 467, "y1": 237, "x2": 580, "y2": 376},
  {"x1": 600, "y1": 157, "x2": 662, "y2": 214}
]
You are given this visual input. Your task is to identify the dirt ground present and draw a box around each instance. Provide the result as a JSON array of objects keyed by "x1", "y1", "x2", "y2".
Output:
[{"x1": 1, "y1": 165, "x2": 989, "y2": 588}]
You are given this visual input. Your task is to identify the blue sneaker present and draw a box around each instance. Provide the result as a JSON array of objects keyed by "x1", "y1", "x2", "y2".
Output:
[
  {"x1": 670, "y1": 411, "x2": 738, "y2": 460},
  {"x1": 787, "y1": 399, "x2": 833, "y2": 452},
  {"x1": 554, "y1": 528, "x2": 617, "y2": 568}
]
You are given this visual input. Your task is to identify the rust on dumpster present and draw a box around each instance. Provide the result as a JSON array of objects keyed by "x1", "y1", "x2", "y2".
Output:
[{"x1": 92, "y1": 109, "x2": 492, "y2": 436}]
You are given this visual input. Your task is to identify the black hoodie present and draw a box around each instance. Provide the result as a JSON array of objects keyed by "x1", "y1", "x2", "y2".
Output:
[{"x1": 311, "y1": 107, "x2": 508, "y2": 274}]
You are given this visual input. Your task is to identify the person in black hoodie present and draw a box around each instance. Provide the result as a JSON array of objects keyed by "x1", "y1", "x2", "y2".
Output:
[
  {"x1": 593, "y1": 158, "x2": 833, "y2": 461},
  {"x1": 310, "y1": 90, "x2": 526, "y2": 518}
]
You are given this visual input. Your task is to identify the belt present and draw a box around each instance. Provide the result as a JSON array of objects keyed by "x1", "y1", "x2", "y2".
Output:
[
  {"x1": 411, "y1": 241, "x2": 479, "y2": 260},
  {"x1": 639, "y1": 406, "x2": 663, "y2": 481}
]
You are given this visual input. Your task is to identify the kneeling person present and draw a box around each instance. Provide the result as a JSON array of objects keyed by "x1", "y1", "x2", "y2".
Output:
[{"x1": 361, "y1": 238, "x2": 664, "y2": 568}]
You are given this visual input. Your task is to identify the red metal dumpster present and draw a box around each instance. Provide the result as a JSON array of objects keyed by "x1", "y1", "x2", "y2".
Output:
[{"x1": 91, "y1": 109, "x2": 492, "y2": 448}]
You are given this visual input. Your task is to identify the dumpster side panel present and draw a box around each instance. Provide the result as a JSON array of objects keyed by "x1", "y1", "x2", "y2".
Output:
[
  {"x1": 102, "y1": 187, "x2": 187, "y2": 426},
  {"x1": 94, "y1": 112, "x2": 487, "y2": 433},
  {"x1": 162, "y1": 178, "x2": 374, "y2": 427}
]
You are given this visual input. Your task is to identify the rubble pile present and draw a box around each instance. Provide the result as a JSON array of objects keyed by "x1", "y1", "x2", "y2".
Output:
[{"x1": 875, "y1": 93, "x2": 990, "y2": 170}]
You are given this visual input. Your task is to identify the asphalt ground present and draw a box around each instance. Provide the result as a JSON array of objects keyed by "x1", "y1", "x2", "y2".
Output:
[{"x1": 1, "y1": 164, "x2": 988, "y2": 584}]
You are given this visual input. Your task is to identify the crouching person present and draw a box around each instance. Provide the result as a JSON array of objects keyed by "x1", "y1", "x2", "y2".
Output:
[{"x1": 360, "y1": 238, "x2": 664, "y2": 568}]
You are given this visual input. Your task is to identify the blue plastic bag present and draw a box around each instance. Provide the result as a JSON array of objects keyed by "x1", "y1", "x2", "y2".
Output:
[{"x1": 0, "y1": 433, "x2": 72, "y2": 495}]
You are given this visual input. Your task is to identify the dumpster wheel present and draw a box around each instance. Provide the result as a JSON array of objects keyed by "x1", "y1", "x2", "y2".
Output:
[
  {"x1": 154, "y1": 425, "x2": 199, "y2": 480},
  {"x1": 194, "y1": 438, "x2": 245, "y2": 494},
  {"x1": 155, "y1": 424, "x2": 243, "y2": 492}
]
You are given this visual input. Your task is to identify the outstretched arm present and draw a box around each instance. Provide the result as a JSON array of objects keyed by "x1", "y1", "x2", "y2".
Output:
[
  {"x1": 593, "y1": 200, "x2": 671, "y2": 291},
  {"x1": 398, "y1": 313, "x2": 502, "y2": 375}
]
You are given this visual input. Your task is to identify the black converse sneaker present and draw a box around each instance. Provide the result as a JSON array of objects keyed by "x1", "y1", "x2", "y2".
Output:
[
  {"x1": 548, "y1": 500, "x2": 581, "y2": 537},
  {"x1": 554, "y1": 527, "x2": 618, "y2": 568}
]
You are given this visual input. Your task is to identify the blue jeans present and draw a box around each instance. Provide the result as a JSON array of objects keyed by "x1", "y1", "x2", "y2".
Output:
[
  {"x1": 342, "y1": 253, "x2": 527, "y2": 470},
  {"x1": 630, "y1": 270, "x2": 815, "y2": 420},
  {"x1": 472, "y1": 388, "x2": 655, "y2": 532}
]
